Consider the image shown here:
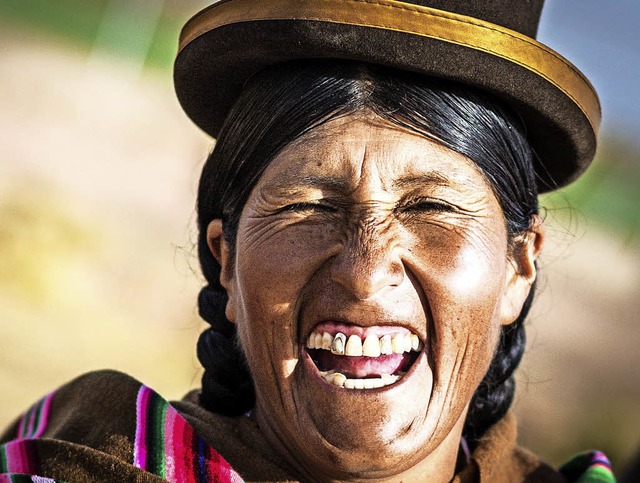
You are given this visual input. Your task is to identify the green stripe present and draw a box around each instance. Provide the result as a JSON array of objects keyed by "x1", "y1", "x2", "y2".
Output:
[
  {"x1": 146, "y1": 392, "x2": 167, "y2": 477},
  {"x1": 0, "y1": 443, "x2": 8, "y2": 471}
]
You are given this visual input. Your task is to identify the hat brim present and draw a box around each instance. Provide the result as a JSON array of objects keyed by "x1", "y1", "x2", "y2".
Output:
[{"x1": 174, "y1": 0, "x2": 601, "y2": 191}]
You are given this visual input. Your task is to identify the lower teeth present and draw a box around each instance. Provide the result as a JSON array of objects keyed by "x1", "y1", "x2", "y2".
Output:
[{"x1": 320, "y1": 370, "x2": 403, "y2": 389}]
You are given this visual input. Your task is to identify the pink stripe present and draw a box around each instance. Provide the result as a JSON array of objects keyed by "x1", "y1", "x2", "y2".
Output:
[
  {"x1": 31, "y1": 392, "x2": 55, "y2": 439},
  {"x1": 4, "y1": 440, "x2": 29, "y2": 473},
  {"x1": 133, "y1": 387, "x2": 151, "y2": 470},
  {"x1": 172, "y1": 409, "x2": 190, "y2": 482},
  {"x1": 16, "y1": 412, "x2": 27, "y2": 440},
  {"x1": 163, "y1": 405, "x2": 178, "y2": 482}
]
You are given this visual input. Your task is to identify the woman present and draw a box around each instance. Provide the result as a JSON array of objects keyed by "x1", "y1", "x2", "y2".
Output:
[{"x1": 0, "y1": 1, "x2": 616, "y2": 481}]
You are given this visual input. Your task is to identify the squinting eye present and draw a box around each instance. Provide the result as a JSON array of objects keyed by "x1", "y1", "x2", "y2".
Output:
[
  {"x1": 280, "y1": 201, "x2": 336, "y2": 213},
  {"x1": 399, "y1": 198, "x2": 454, "y2": 214}
]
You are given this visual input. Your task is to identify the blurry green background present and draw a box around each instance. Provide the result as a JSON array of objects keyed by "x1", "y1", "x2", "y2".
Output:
[{"x1": 1, "y1": 0, "x2": 638, "y2": 475}]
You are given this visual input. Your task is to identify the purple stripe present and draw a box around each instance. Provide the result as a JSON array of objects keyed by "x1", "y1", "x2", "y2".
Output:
[
  {"x1": 15, "y1": 392, "x2": 55, "y2": 440},
  {"x1": 2, "y1": 440, "x2": 37, "y2": 473},
  {"x1": 133, "y1": 386, "x2": 152, "y2": 470},
  {"x1": 30, "y1": 393, "x2": 54, "y2": 439}
]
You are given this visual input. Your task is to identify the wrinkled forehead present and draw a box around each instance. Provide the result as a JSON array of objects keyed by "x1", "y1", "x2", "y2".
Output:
[{"x1": 258, "y1": 115, "x2": 491, "y2": 196}]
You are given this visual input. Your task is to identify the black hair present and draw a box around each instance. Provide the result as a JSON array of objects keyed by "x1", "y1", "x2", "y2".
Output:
[{"x1": 195, "y1": 60, "x2": 539, "y2": 446}]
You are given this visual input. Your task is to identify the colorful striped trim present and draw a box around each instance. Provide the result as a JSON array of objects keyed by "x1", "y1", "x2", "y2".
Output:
[
  {"x1": 0, "y1": 475, "x2": 58, "y2": 483},
  {"x1": 133, "y1": 386, "x2": 245, "y2": 482},
  {"x1": 14, "y1": 393, "x2": 55, "y2": 441},
  {"x1": 560, "y1": 450, "x2": 616, "y2": 482},
  {"x1": 0, "y1": 440, "x2": 40, "y2": 476}
]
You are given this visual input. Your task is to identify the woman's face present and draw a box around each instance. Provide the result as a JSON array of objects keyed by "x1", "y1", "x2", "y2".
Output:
[{"x1": 210, "y1": 114, "x2": 537, "y2": 480}]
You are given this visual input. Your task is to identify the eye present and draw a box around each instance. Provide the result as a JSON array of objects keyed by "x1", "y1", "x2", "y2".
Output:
[
  {"x1": 279, "y1": 201, "x2": 337, "y2": 214},
  {"x1": 398, "y1": 197, "x2": 456, "y2": 214}
]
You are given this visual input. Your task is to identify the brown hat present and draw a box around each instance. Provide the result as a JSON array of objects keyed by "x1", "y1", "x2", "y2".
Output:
[{"x1": 174, "y1": 0, "x2": 600, "y2": 191}]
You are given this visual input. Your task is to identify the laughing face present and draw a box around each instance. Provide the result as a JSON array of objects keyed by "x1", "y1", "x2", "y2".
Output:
[{"x1": 207, "y1": 114, "x2": 539, "y2": 481}]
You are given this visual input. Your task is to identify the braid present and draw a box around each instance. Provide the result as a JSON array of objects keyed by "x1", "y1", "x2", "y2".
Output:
[
  {"x1": 462, "y1": 279, "x2": 536, "y2": 445},
  {"x1": 196, "y1": 286, "x2": 255, "y2": 416}
]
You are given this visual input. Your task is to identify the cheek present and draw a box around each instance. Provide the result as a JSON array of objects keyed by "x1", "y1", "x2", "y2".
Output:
[
  {"x1": 232, "y1": 223, "x2": 338, "y2": 386},
  {"x1": 408, "y1": 228, "x2": 507, "y2": 397},
  {"x1": 236, "y1": 221, "x2": 339, "y2": 306}
]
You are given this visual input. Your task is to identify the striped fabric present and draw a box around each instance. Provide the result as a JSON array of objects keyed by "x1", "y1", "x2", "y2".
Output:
[
  {"x1": 13, "y1": 392, "x2": 54, "y2": 441},
  {"x1": 560, "y1": 450, "x2": 616, "y2": 482},
  {"x1": 0, "y1": 392, "x2": 55, "y2": 476},
  {"x1": 133, "y1": 385, "x2": 244, "y2": 482},
  {"x1": 0, "y1": 475, "x2": 57, "y2": 483}
]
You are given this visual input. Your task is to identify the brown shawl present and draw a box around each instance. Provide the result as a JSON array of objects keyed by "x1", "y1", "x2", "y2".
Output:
[{"x1": 1, "y1": 370, "x2": 564, "y2": 482}]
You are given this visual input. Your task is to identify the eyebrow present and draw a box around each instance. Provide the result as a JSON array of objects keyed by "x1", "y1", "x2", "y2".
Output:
[{"x1": 391, "y1": 172, "x2": 452, "y2": 191}]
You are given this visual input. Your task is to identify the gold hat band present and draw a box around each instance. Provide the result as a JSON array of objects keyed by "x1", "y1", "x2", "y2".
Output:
[{"x1": 179, "y1": 0, "x2": 600, "y2": 133}]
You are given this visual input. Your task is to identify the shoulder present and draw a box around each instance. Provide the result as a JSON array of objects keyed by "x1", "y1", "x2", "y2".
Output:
[
  {"x1": 457, "y1": 412, "x2": 616, "y2": 483},
  {"x1": 1, "y1": 370, "x2": 142, "y2": 446},
  {"x1": 1, "y1": 370, "x2": 243, "y2": 482}
]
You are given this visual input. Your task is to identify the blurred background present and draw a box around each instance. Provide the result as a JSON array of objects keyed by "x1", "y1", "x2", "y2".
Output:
[{"x1": 1, "y1": 0, "x2": 638, "y2": 475}]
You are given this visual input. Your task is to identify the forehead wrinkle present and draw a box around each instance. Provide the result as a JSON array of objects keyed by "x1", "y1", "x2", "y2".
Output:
[{"x1": 392, "y1": 172, "x2": 452, "y2": 191}]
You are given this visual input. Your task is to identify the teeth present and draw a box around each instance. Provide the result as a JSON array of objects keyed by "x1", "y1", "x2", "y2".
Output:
[
  {"x1": 345, "y1": 334, "x2": 363, "y2": 356},
  {"x1": 306, "y1": 333, "x2": 315, "y2": 349},
  {"x1": 331, "y1": 333, "x2": 346, "y2": 355},
  {"x1": 391, "y1": 334, "x2": 406, "y2": 354},
  {"x1": 319, "y1": 370, "x2": 402, "y2": 389},
  {"x1": 410, "y1": 334, "x2": 422, "y2": 352},
  {"x1": 362, "y1": 334, "x2": 381, "y2": 357},
  {"x1": 332, "y1": 373, "x2": 347, "y2": 387},
  {"x1": 309, "y1": 330, "x2": 423, "y2": 355},
  {"x1": 321, "y1": 332, "x2": 333, "y2": 350},
  {"x1": 314, "y1": 332, "x2": 323, "y2": 350},
  {"x1": 403, "y1": 333, "x2": 413, "y2": 353},
  {"x1": 380, "y1": 334, "x2": 393, "y2": 355}
]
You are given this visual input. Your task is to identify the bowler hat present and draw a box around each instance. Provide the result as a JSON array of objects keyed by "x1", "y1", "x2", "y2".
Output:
[{"x1": 174, "y1": 0, "x2": 600, "y2": 191}]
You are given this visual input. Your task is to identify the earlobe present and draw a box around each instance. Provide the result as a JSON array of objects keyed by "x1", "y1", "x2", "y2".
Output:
[
  {"x1": 206, "y1": 219, "x2": 237, "y2": 323},
  {"x1": 500, "y1": 216, "x2": 545, "y2": 325}
]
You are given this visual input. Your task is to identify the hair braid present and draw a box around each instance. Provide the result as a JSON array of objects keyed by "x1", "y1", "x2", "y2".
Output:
[{"x1": 196, "y1": 286, "x2": 255, "y2": 415}]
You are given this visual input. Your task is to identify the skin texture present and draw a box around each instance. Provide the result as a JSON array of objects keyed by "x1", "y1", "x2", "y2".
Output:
[{"x1": 207, "y1": 114, "x2": 542, "y2": 482}]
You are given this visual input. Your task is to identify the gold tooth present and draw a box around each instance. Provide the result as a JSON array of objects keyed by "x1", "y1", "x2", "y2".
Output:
[
  {"x1": 321, "y1": 332, "x2": 333, "y2": 350},
  {"x1": 391, "y1": 334, "x2": 406, "y2": 354},
  {"x1": 331, "y1": 333, "x2": 346, "y2": 355},
  {"x1": 362, "y1": 334, "x2": 381, "y2": 357},
  {"x1": 380, "y1": 334, "x2": 393, "y2": 355},
  {"x1": 345, "y1": 334, "x2": 363, "y2": 356}
]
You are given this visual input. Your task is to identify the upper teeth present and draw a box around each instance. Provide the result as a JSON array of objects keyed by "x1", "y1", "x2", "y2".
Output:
[{"x1": 306, "y1": 331, "x2": 423, "y2": 356}]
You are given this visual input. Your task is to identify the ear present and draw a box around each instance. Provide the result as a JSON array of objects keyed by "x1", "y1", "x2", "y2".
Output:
[
  {"x1": 206, "y1": 219, "x2": 237, "y2": 323},
  {"x1": 499, "y1": 216, "x2": 545, "y2": 326}
]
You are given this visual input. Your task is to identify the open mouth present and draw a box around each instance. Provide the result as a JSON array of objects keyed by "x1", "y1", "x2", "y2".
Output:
[{"x1": 306, "y1": 324, "x2": 423, "y2": 390}]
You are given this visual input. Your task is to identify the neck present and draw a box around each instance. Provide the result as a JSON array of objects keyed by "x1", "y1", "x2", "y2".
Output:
[{"x1": 254, "y1": 406, "x2": 469, "y2": 483}]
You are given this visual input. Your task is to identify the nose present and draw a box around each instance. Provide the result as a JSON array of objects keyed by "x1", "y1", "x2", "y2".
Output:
[{"x1": 330, "y1": 216, "x2": 405, "y2": 300}]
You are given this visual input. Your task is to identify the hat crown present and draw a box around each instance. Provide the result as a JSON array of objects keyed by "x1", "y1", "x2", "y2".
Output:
[{"x1": 409, "y1": 0, "x2": 544, "y2": 37}]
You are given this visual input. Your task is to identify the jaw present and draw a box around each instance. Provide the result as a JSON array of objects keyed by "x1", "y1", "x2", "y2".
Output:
[{"x1": 252, "y1": 334, "x2": 438, "y2": 479}]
